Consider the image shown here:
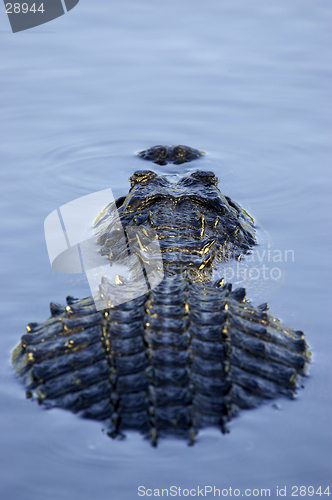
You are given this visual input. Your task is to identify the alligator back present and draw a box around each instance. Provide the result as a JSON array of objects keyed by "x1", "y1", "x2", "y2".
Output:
[{"x1": 12, "y1": 147, "x2": 310, "y2": 445}]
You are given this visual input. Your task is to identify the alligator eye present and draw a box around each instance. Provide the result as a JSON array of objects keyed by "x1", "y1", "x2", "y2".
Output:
[
  {"x1": 129, "y1": 170, "x2": 157, "y2": 188},
  {"x1": 172, "y1": 145, "x2": 203, "y2": 164},
  {"x1": 190, "y1": 170, "x2": 219, "y2": 186}
]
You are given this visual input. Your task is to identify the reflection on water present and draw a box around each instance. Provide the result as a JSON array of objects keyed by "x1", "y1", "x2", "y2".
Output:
[{"x1": 0, "y1": 0, "x2": 331, "y2": 498}]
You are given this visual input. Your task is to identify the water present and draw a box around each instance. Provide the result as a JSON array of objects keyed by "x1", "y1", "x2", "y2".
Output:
[{"x1": 1, "y1": 1, "x2": 331, "y2": 498}]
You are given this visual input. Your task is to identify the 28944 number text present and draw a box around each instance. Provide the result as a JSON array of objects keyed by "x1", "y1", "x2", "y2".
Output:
[{"x1": 6, "y1": 3, "x2": 44, "y2": 14}]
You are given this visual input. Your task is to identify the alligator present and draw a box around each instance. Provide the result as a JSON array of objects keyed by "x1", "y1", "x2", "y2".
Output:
[{"x1": 12, "y1": 145, "x2": 310, "y2": 445}]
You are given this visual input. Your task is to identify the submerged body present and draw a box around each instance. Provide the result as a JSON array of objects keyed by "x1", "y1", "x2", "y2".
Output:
[{"x1": 12, "y1": 146, "x2": 310, "y2": 445}]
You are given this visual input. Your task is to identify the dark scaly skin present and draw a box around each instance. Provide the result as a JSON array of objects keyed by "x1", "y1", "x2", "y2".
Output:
[
  {"x1": 137, "y1": 144, "x2": 203, "y2": 166},
  {"x1": 12, "y1": 146, "x2": 310, "y2": 445}
]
